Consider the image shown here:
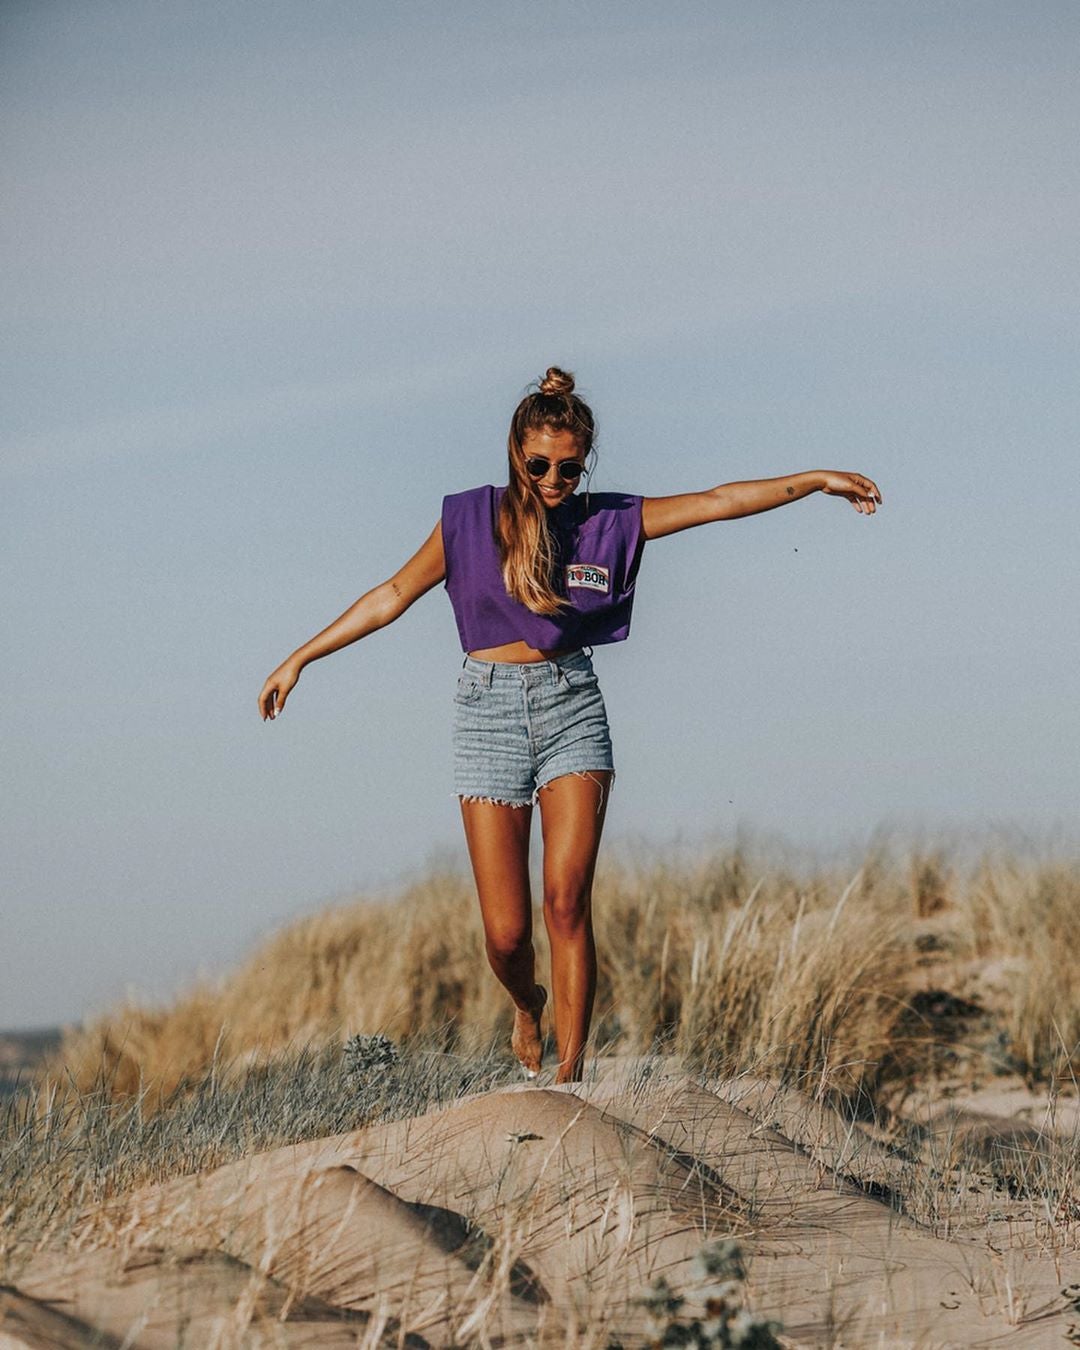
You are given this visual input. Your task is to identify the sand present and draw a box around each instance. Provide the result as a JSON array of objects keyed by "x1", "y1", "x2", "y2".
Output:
[{"x1": 2, "y1": 1056, "x2": 1078, "y2": 1348}]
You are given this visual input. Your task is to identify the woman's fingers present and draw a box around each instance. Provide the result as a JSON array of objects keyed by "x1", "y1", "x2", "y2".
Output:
[
  {"x1": 261, "y1": 664, "x2": 299, "y2": 719},
  {"x1": 844, "y1": 473, "x2": 881, "y2": 511},
  {"x1": 822, "y1": 470, "x2": 881, "y2": 507},
  {"x1": 259, "y1": 679, "x2": 282, "y2": 720}
]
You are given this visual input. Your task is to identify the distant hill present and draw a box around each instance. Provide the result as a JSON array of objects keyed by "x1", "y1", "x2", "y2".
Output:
[{"x1": 0, "y1": 1028, "x2": 63, "y2": 1097}]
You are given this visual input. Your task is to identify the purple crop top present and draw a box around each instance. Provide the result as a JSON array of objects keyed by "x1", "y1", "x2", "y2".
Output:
[{"x1": 441, "y1": 484, "x2": 646, "y2": 652}]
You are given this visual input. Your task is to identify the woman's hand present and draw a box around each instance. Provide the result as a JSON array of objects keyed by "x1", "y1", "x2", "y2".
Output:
[
  {"x1": 259, "y1": 659, "x2": 301, "y2": 721},
  {"x1": 818, "y1": 471, "x2": 883, "y2": 514}
]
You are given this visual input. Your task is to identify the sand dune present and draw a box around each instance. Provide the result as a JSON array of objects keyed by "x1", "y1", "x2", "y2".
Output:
[
  {"x1": 3, "y1": 1057, "x2": 1076, "y2": 1347},
  {"x1": 4, "y1": 1245, "x2": 373, "y2": 1348},
  {"x1": 580, "y1": 1063, "x2": 1074, "y2": 1345}
]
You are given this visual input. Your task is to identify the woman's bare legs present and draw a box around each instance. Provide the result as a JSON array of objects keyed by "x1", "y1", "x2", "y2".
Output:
[
  {"x1": 458, "y1": 799, "x2": 547, "y2": 1073},
  {"x1": 459, "y1": 770, "x2": 612, "y2": 1082},
  {"x1": 537, "y1": 770, "x2": 613, "y2": 1083}
]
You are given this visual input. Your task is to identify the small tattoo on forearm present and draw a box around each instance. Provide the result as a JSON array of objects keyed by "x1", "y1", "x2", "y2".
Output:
[{"x1": 786, "y1": 485, "x2": 795, "y2": 496}]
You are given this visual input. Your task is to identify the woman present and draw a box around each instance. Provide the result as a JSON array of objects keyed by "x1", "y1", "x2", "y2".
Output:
[{"x1": 258, "y1": 367, "x2": 882, "y2": 1084}]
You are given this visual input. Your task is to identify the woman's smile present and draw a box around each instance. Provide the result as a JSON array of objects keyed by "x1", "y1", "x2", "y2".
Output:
[{"x1": 522, "y1": 426, "x2": 584, "y2": 507}]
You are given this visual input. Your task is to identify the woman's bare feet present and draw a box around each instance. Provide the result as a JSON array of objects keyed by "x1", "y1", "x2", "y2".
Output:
[{"x1": 511, "y1": 983, "x2": 547, "y2": 1078}]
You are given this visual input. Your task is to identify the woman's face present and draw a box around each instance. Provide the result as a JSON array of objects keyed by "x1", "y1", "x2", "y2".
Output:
[{"x1": 520, "y1": 427, "x2": 585, "y2": 509}]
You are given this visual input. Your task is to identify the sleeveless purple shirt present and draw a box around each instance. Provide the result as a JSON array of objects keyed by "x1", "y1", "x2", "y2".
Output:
[{"x1": 441, "y1": 485, "x2": 646, "y2": 652}]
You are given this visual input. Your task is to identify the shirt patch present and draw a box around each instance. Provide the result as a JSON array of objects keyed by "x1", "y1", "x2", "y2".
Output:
[{"x1": 566, "y1": 563, "x2": 610, "y2": 593}]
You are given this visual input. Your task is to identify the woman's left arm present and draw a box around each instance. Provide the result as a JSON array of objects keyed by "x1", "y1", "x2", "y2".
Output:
[{"x1": 640, "y1": 470, "x2": 882, "y2": 540}]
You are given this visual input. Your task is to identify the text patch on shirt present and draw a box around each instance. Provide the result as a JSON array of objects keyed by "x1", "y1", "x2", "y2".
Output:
[{"x1": 566, "y1": 563, "x2": 610, "y2": 593}]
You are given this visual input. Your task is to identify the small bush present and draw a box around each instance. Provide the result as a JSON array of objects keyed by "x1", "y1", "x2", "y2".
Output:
[{"x1": 633, "y1": 1239, "x2": 783, "y2": 1348}]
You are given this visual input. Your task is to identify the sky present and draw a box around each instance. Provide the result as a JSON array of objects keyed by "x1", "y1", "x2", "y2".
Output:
[{"x1": 4, "y1": 1, "x2": 1079, "y2": 1029}]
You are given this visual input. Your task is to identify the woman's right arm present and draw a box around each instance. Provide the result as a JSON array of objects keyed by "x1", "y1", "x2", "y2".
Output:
[{"x1": 258, "y1": 521, "x2": 446, "y2": 720}]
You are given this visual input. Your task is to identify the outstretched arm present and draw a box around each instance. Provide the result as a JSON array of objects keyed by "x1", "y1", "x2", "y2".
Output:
[
  {"x1": 258, "y1": 521, "x2": 446, "y2": 720},
  {"x1": 640, "y1": 471, "x2": 882, "y2": 540}
]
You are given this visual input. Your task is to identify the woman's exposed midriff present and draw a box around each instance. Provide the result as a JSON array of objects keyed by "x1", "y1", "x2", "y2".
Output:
[{"x1": 467, "y1": 639, "x2": 577, "y2": 664}]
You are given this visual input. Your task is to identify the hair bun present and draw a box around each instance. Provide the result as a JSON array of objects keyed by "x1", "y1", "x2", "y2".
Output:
[{"x1": 538, "y1": 366, "x2": 575, "y2": 397}]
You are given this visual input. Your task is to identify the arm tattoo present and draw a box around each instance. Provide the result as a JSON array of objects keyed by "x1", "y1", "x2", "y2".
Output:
[{"x1": 786, "y1": 485, "x2": 795, "y2": 496}]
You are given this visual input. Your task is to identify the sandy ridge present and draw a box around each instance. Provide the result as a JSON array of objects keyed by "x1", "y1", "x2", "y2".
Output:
[{"x1": 3, "y1": 1059, "x2": 1076, "y2": 1347}]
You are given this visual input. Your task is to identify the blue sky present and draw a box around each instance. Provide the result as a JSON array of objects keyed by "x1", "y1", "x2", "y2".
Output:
[{"x1": 4, "y1": 1, "x2": 1078, "y2": 1028}]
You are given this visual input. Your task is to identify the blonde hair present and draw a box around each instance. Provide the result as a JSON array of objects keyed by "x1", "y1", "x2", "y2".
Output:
[{"x1": 496, "y1": 367, "x2": 597, "y2": 615}]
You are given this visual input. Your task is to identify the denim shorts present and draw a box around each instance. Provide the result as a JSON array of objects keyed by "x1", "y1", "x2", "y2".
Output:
[{"x1": 452, "y1": 647, "x2": 615, "y2": 808}]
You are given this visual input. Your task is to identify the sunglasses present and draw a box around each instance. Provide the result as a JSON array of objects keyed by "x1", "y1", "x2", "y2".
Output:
[{"x1": 524, "y1": 456, "x2": 585, "y2": 482}]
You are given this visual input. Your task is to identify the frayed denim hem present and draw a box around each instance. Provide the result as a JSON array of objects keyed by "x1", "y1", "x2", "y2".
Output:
[
  {"x1": 534, "y1": 768, "x2": 615, "y2": 815},
  {"x1": 454, "y1": 792, "x2": 532, "y2": 809},
  {"x1": 454, "y1": 770, "x2": 614, "y2": 815}
]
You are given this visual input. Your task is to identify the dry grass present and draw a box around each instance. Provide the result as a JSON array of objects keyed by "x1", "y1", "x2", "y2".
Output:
[
  {"x1": 38, "y1": 868, "x2": 494, "y2": 1103},
  {"x1": 1, "y1": 1036, "x2": 517, "y2": 1277},
  {"x1": 956, "y1": 854, "x2": 1080, "y2": 1083},
  {"x1": 594, "y1": 849, "x2": 913, "y2": 1106},
  {"x1": 32, "y1": 835, "x2": 1080, "y2": 1106},
  {"x1": 37, "y1": 845, "x2": 921, "y2": 1114}
]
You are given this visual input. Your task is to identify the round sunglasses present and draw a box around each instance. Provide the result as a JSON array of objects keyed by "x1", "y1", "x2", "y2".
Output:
[{"x1": 524, "y1": 455, "x2": 585, "y2": 482}]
